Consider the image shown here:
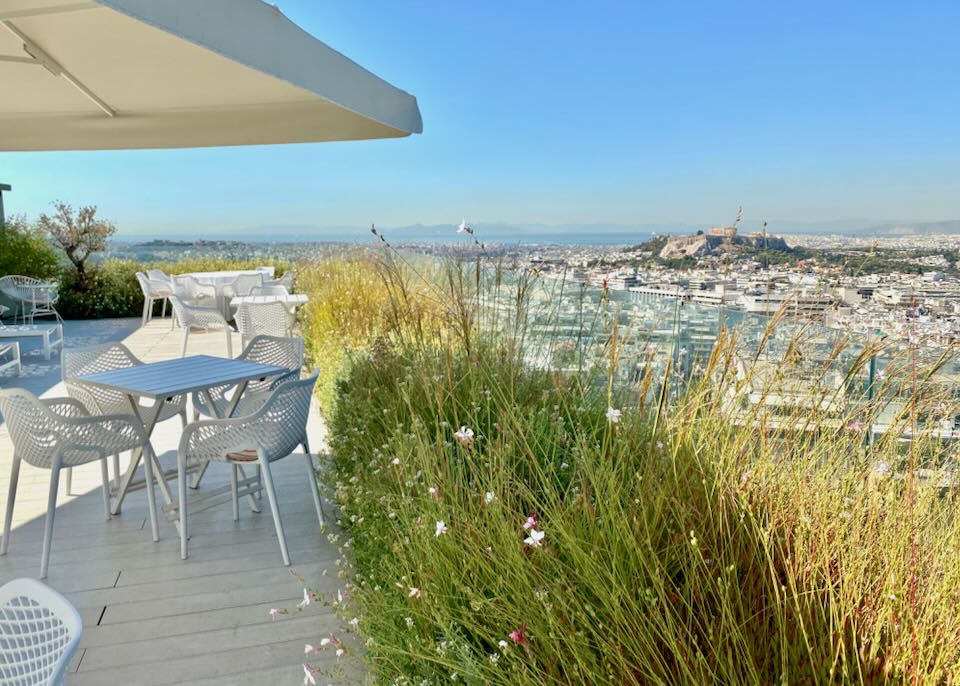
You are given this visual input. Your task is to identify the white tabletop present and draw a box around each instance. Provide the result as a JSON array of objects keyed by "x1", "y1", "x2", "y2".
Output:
[
  {"x1": 229, "y1": 294, "x2": 308, "y2": 306},
  {"x1": 75, "y1": 354, "x2": 287, "y2": 399},
  {"x1": 181, "y1": 268, "x2": 275, "y2": 285}
]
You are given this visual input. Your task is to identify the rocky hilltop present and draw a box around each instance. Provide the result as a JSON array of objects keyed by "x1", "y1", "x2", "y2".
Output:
[{"x1": 659, "y1": 226, "x2": 788, "y2": 259}]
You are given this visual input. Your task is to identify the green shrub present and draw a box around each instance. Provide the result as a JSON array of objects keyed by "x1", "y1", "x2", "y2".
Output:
[
  {"x1": 0, "y1": 215, "x2": 61, "y2": 317},
  {"x1": 56, "y1": 259, "x2": 142, "y2": 319}
]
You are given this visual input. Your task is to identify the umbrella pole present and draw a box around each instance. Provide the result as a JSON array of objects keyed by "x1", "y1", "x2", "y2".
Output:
[{"x1": 0, "y1": 183, "x2": 9, "y2": 229}]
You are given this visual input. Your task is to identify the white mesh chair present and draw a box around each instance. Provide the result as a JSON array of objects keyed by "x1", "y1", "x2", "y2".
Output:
[
  {"x1": 176, "y1": 372, "x2": 323, "y2": 563},
  {"x1": 0, "y1": 577, "x2": 82, "y2": 686},
  {"x1": 168, "y1": 296, "x2": 233, "y2": 358},
  {"x1": 224, "y1": 273, "x2": 265, "y2": 320},
  {"x1": 249, "y1": 284, "x2": 289, "y2": 296},
  {"x1": 234, "y1": 302, "x2": 293, "y2": 350},
  {"x1": 0, "y1": 389, "x2": 159, "y2": 578},
  {"x1": 223, "y1": 273, "x2": 264, "y2": 299},
  {"x1": 260, "y1": 272, "x2": 294, "y2": 292},
  {"x1": 192, "y1": 335, "x2": 303, "y2": 421},
  {"x1": 146, "y1": 268, "x2": 171, "y2": 282},
  {"x1": 63, "y1": 342, "x2": 188, "y2": 489},
  {"x1": 135, "y1": 272, "x2": 174, "y2": 328},
  {"x1": 171, "y1": 275, "x2": 217, "y2": 309},
  {"x1": 0, "y1": 276, "x2": 60, "y2": 324}
]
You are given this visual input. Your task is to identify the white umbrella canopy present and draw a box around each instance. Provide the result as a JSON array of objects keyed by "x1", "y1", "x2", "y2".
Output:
[{"x1": 0, "y1": 0, "x2": 423, "y2": 150}]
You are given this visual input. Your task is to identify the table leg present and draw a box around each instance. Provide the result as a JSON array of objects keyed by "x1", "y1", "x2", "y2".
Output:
[
  {"x1": 111, "y1": 397, "x2": 169, "y2": 516},
  {"x1": 124, "y1": 396, "x2": 165, "y2": 541}
]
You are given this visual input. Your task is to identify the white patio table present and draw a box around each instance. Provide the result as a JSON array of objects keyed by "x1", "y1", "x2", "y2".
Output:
[
  {"x1": 0, "y1": 322, "x2": 63, "y2": 360},
  {"x1": 75, "y1": 354, "x2": 287, "y2": 541}
]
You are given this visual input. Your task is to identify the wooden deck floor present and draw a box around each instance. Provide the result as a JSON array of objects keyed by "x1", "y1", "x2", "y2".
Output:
[{"x1": 0, "y1": 318, "x2": 358, "y2": 685}]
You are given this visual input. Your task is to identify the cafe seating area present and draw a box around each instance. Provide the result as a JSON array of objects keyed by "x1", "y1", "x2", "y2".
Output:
[{"x1": 0, "y1": 316, "x2": 349, "y2": 685}]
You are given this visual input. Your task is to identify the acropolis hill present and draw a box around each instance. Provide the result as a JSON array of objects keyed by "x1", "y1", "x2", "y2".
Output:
[{"x1": 659, "y1": 225, "x2": 789, "y2": 259}]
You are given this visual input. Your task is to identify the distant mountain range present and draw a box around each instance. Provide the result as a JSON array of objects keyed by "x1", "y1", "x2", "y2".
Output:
[
  {"x1": 849, "y1": 220, "x2": 960, "y2": 236},
  {"x1": 114, "y1": 218, "x2": 960, "y2": 244}
]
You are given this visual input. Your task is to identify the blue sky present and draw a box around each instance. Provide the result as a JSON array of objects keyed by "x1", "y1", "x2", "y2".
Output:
[{"x1": 3, "y1": 1, "x2": 959, "y2": 236}]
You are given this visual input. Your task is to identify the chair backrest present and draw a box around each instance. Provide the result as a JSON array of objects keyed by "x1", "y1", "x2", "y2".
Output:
[
  {"x1": 240, "y1": 335, "x2": 304, "y2": 372},
  {"x1": 0, "y1": 389, "x2": 60, "y2": 469},
  {"x1": 0, "y1": 578, "x2": 82, "y2": 686},
  {"x1": 277, "y1": 272, "x2": 294, "y2": 291},
  {"x1": 172, "y1": 275, "x2": 206, "y2": 301},
  {"x1": 146, "y1": 269, "x2": 171, "y2": 283},
  {"x1": 135, "y1": 272, "x2": 151, "y2": 298},
  {"x1": 235, "y1": 302, "x2": 289, "y2": 341},
  {"x1": 230, "y1": 273, "x2": 264, "y2": 297},
  {"x1": 250, "y1": 284, "x2": 289, "y2": 297},
  {"x1": 0, "y1": 275, "x2": 54, "y2": 303},
  {"x1": 62, "y1": 343, "x2": 141, "y2": 415},
  {"x1": 168, "y1": 295, "x2": 190, "y2": 323},
  {"x1": 136, "y1": 272, "x2": 170, "y2": 298},
  {"x1": 254, "y1": 371, "x2": 318, "y2": 457}
]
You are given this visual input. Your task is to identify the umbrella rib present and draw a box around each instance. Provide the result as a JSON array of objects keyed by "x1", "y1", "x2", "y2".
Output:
[
  {"x1": 1, "y1": 19, "x2": 116, "y2": 118},
  {"x1": 0, "y1": 3, "x2": 99, "y2": 22}
]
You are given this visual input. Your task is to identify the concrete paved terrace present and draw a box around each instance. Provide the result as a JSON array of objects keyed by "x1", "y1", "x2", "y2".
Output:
[{"x1": 0, "y1": 318, "x2": 358, "y2": 685}]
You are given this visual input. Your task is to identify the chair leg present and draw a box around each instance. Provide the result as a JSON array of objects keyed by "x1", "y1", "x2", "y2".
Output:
[
  {"x1": 64, "y1": 467, "x2": 73, "y2": 496},
  {"x1": 257, "y1": 452, "x2": 290, "y2": 566},
  {"x1": 181, "y1": 329, "x2": 190, "y2": 357},
  {"x1": 161, "y1": 297, "x2": 167, "y2": 320},
  {"x1": 303, "y1": 452, "x2": 325, "y2": 528},
  {"x1": 225, "y1": 329, "x2": 233, "y2": 358},
  {"x1": 141, "y1": 298, "x2": 150, "y2": 327},
  {"x1": 230, "y1": 464, "x2": 240, "y2": 522},
  {"x1": 143, "y1": 446, "x2": 160, "y2": 543},
  {"x1": 1, "y1": 455, "x2": 21, "y2": 555},
  {"x1": 180, "y1": 409, "x2": 188, "y2": 429},
  {"x1": 100, "y1": 458, "x2": 112, "y2": 521},
  {"x1": 112, "y1": 453, "x2": 121, "y2": 488},
  {"x1": 40, "y1": 461, "x2": 62, "y2": 579},
  {"x1": 178, "y1": 451, "x2": 188, "y2": 559}
]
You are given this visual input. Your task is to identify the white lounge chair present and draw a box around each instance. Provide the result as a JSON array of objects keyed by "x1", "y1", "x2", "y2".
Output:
[
  {"x1": 0, "y1": 577, "x2": 83, "y2": 686},
  {"x1": 0, "y1": 275, "x2": 60, "y2": 324},
  {"x1": 176, "y1": 372, "x2": 323, "y2": 564},
  {"x1": 0, "y1": 389, "x2": 158, "y2": 578},
  {"x1": 168, "y1": 296, "x2": 233, "y2": 358}
]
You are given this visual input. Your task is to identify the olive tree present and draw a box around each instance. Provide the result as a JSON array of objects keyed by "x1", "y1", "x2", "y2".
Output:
[{"x1": 38, "y1": 201, "x2": 116, "y2": 289}]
